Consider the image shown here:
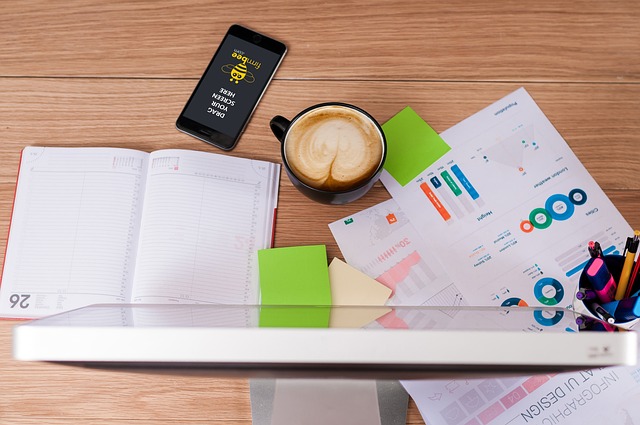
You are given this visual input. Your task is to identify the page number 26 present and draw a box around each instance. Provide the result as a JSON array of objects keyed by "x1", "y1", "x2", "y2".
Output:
[{"x1": 9, "y1": 294, "x2": 31, "y2": 309}]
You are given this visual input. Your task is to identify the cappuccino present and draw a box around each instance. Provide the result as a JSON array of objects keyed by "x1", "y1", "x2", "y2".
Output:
[{"x1": 284, "y1": 105, "x2": 384, "y2": 192}]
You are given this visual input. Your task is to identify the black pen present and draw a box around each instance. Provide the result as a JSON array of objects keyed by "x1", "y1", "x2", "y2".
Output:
[
  {"x1": 592, "y1": 302, "x2": 616, "y2": 324},
  {"x1": 594, "y1": 241, "x2": 603, "y2": 257},
  {"x1": 576, "y1": 315, "x2": 618, "y2": 332},
  {"x1": 588, "y1": 241, "x2": 603, "y2": 258}
]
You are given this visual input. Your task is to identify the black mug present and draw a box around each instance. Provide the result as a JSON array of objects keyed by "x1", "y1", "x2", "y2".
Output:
[{"x1": 270, "y1": 103, "x2": 387, "y2": 205}]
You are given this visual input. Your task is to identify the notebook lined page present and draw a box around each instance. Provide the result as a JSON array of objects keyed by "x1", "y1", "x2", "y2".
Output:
[
  {"x1": 0, "y1": 147, "x2": 148, "y2": 318},
  {"x1": 131, "y1": 305, "x2": 257, "y2": 328},
  {"x1": 131, "y1": 149, "x2": 279, "y2": 305}
]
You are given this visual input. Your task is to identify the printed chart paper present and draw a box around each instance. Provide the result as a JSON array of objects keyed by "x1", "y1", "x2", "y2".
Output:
[
  {"x1": 329, "y1": 199, "x2": 465, "y2": 308},
  {"x1": 380, "y1": 88, "x2": 633, "y2": 309},
  {"x1": 403, "y1": 363, "x2": 640, "y2": 425},
  {"x1": 335, "y1": 92, "x2": 640, "y2": 425}
]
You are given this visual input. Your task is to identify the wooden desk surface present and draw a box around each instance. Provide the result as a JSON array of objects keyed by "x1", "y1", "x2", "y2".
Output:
[{"x1": 1, "y1": 1, "x2": 639, "y2": 423}]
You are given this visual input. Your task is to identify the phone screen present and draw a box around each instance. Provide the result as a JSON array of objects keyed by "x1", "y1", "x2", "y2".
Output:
[{"x1": 177, "y1": 26, "x2": 286, "y2": 150}]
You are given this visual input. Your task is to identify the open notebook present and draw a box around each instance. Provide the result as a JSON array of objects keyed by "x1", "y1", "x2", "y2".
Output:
[{"x1": 0, "y1": 147, "x2": 280, "y2": 318}]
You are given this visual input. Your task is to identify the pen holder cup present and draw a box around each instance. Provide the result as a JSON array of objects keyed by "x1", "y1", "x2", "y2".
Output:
[{"x1": 577, "y1": 254, "x2": 640, "y2": 330}]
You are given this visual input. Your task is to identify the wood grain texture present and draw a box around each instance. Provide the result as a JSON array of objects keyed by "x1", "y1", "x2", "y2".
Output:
[
  {"x1": 0, "y1": 321, "x2": 252, "y2": 423},
  {"x1": 1, "y1": 0, "x2": 639, "y2": 424},
  {"x1": 1, "y1": 79, "x2": 639, "y2": 261},
  {"x1": 0, "y1": 0, "x2": 638, "y2": 81}
]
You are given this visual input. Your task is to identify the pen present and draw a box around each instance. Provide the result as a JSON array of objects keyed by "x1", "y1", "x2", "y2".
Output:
[
  {"x1": 615, "y1": 230, "x2": 640, "y2": 300},
  {"x1": 576, "y1": 288, "x2": 598, "y2": 301},
  {"x1": 591, "y1": 302, "x2": 616, "y2": 324},
  {"x1": 575, "y1": 315, "x2": 588, "y2": 326},
  {"x1": 588, "y1": 241, "x2": 603, "y2": 258},
  {"x1": 576, "y1": 315, "x2": 617, "y2": 332}
]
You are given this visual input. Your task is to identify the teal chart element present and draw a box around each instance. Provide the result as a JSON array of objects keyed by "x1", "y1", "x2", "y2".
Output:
[
  {"x1": 533, "y1": 309, "x2": 564, "y2": 326},
  {"x1": 521, "y1": 188, "x2": 588, "y2": 232},
  {"x1": 534, "y1": 277, "x2": 564, "y2": 305},
  {"x1": 501, "y1": 297, "x2": 528, "y2": 307},
  {"x1": 545, "y1": 194, "x2": 574, "y2": 221},
  {"x1": 529, "y1": 208, "x2": 552, "y2": 230},
  {"x1": 568, "y1": 188, "x2": 587, "y2": 205},
  {"x1": 451, "y1": 164, "x2": 480, "y2": 200}
]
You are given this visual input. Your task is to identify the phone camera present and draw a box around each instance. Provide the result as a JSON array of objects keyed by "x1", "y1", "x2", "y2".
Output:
[{"x1": 252, "y1": 34, "x2": 262, "y2": 43}]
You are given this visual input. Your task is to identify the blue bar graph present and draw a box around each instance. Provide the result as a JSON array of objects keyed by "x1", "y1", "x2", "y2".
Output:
[{"x1": 451, "y1": 165, "x2": 480, "y2": 200}]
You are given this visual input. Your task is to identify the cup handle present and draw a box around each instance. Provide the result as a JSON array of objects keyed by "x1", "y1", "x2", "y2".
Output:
[{"x1": 270, "y1": 116, "x2": 290, "y2": 143}]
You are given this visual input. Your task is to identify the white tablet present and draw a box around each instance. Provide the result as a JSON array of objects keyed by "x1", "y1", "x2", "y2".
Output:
[{"x1": 12, "y1": 304, "x2": 637, "y2": 378}]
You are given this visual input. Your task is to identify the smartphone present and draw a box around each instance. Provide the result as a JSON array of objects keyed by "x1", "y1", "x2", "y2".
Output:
[{"x1": 176, "y1": 25, "x2": 287, "y2": 150}]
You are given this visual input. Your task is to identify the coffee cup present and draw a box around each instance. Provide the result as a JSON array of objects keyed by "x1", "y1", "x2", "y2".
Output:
[{"x1": 270, "y1": 103, "x2": 387, "y2": 204}]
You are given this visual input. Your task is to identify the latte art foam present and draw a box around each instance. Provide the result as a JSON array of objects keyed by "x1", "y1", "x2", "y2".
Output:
[{"x1": 284, "y1": 106, "x2": 384, "y2": 192}]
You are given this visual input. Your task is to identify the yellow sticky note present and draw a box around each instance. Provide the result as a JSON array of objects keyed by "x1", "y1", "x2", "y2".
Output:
[
  {"x1": 329, "y1": 258, "x2": 392, "y2": 305},
  {"x1": 328, "y1": 258, "x2": 392, "y2": 328}
]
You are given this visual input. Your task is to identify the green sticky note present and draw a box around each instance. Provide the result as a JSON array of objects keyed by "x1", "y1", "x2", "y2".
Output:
[
  {"x1": 258, "y1": 306, "x2": 331, "y2": 328},
  {"x1": 382, "y1": 106, "x2": 451, "y2": 186},
  {"x1": 258, "y1": 245, "x2": 331, "y2": 327}
]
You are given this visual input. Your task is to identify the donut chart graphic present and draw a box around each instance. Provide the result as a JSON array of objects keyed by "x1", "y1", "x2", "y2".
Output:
[
  {"x1": 529, "y1": 208, "x2": 552, "y2": 229},
  {"x1": 520, "y1": 188, "x2": 587, "y2": 232},
  {"x1": 520, "y1": 220, "x2": 534, "y2": 233},
  {"x1": 534, "y1": 277, "x2": 564, "y2": 306},
  {"x1": 501, "y1": 297, "x2": 529, "y2": 307},
  {"x1": 534, "y1": 309, "x2": 564, "y2": 326},
  {"x1": 569, "y1": 188, "x2": 587, "y2": 205},
  {"x1": 545, "y1": 194, "x2": 574, "y2": 221}
]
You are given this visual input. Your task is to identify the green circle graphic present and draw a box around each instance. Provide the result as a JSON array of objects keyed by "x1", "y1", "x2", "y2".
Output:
[{"x1": 529, "y1": 208, "x2": 552, "y2": 229}]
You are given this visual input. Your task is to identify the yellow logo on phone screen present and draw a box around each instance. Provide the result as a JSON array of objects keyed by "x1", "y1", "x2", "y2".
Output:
[{"x1": 222, "y1": 62, "x2": 256, "y2": 84}]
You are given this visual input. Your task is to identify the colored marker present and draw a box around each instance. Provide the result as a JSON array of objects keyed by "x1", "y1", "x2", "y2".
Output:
[
  {"x1": 615, "y1": 231, "x2": 640, "y2": 300},
  {"x1": 585, "y1": 257, "x2": 617, "y2": 303},
  {"x1": 591, "y1": 302, "x2": 616, "y2": 324},
  {"x1": 602, "y1": 296, "x2": 640, "y2": 322},
  {"x1": 576, "y1": 288, "x2": 598, "y2": 301},
  {"x1": 575, "y1": 315, "x2": 588, "y2": 326}
]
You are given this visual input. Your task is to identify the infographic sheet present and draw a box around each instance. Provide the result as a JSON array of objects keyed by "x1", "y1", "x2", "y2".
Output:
[
  {"x1": 403, "y1": 364, "x2": 640, "y2": 425},
  {"x1": 329, "y1": 199, "x2": 465, "y2": 307},
  {"x1": 380, "y1": 88, "x2": 633, "y2": 309}
]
